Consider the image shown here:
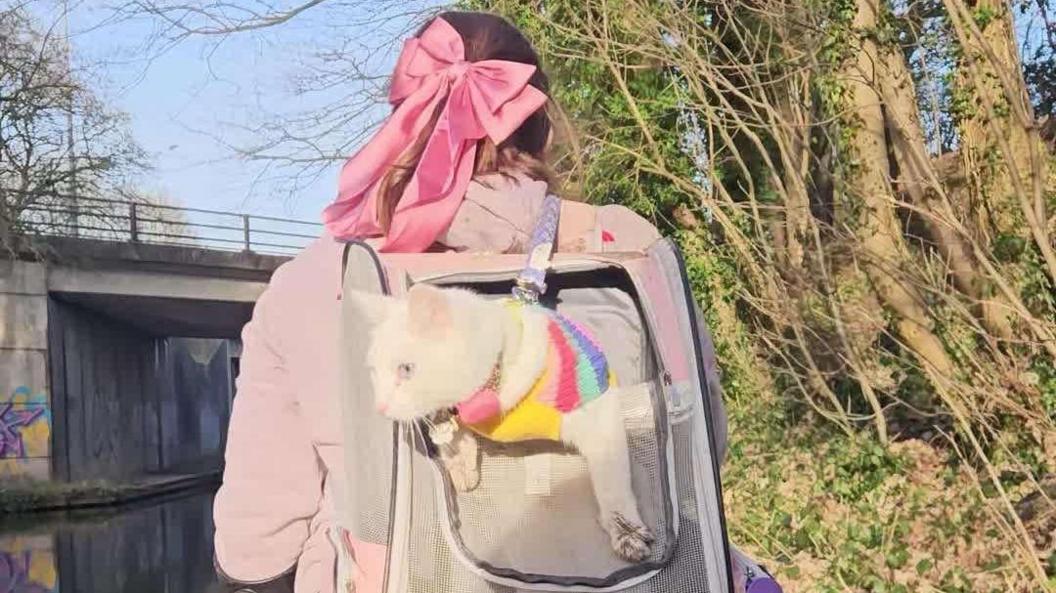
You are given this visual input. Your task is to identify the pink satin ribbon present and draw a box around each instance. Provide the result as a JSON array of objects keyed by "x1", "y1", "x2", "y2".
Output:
[{"x1": 322, "y1": 17, "x2": 549, "y2": 252}]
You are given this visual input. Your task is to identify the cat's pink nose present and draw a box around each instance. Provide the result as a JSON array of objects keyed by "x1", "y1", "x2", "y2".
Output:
[{"x1": 376, "y1": 402, "x2": 388, "y2": 414}]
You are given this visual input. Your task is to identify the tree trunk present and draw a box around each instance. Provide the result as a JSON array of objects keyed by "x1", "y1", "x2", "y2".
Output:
[
  {"x1": 0, "y1": 209, "x2": 12, "y2": 254},
  {"x1": 876, "y1": 34, "x2": 1016, "y2": 339},
  {"x1": 947, "y1": 0, "x2": 1056, "y2": 283},
  {"x1": 844, "y1": 0, "x2": 956, "y2": 383},
  {"x1": 772, "y1": 84, "x2": 814, "y2": 281}
]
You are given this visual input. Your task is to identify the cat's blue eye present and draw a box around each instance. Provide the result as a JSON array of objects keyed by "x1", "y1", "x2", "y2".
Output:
[{"x1": 397, "y1": 363, "x2": 415, "y2": 381}]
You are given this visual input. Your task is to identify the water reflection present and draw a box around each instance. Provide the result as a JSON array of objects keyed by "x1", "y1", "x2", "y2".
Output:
[{"x1": 0, "y1": 486, "x2": 220, "y2": 593}]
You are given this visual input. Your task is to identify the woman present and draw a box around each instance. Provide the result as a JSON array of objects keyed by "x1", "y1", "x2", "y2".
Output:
[{"x1": 213, "y1": 11, "x2": 729, "y2": 593}]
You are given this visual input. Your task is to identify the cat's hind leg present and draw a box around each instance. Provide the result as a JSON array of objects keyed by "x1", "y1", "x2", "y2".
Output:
[{"x1": 562, "y1": 392, "x2": 654, "y2": 562}]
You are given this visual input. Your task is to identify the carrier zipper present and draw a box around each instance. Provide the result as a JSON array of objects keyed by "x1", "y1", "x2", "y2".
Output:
[{"x1": 385, "y1": 423, "x2": 413, "y2": 593}]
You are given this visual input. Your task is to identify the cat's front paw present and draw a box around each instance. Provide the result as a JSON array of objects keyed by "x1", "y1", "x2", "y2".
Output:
[
  {"x1": 605, "y1": 512, "x2": 654, "y2": 563},
  {"x1": 448, "y1": 458, "x2": 481, "y2": 492},
  {"x1": 442, "y1": 429, "x2": 481, "y2": 492}
]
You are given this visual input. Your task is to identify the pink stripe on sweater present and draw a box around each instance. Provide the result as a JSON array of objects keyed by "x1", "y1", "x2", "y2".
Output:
[
  {"x1": 455, "y1": 388, "x2": 501, "y2": 424},
  {"x1": 548, "y1": 320, "x2": 581, "y2": 413},
  {"x1": 534, "y1": 336, "x2": 561, "y2": 406}
]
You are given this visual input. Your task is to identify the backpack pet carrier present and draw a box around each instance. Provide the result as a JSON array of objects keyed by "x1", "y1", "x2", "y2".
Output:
[{"x1": 330, "y1": 196, "x2": 778, "y2": 593}]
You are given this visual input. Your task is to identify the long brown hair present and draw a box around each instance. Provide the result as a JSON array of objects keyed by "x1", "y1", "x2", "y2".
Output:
[{"x1": 376, "y1": 11, "x2": 553, "y2": 232}]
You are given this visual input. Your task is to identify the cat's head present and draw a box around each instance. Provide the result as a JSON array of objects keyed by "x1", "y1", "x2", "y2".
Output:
[{"x1": 349, "y1": 284, "x2": 506, "y2": 421}]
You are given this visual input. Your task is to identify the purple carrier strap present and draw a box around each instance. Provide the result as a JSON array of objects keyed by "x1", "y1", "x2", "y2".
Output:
[{"x1": 513, "y1": 193, "x2": 561, "y2": 303}]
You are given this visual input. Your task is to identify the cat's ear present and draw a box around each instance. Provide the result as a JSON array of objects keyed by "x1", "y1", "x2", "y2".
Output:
[
  {"x1": 406, "y1": 284, "x2": 451, "y2": 338},
  {"x1": 345, "y1": 290, "x2": 393, "y2": 326}
]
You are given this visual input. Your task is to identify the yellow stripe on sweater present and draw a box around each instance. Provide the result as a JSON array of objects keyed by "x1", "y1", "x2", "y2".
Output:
[{"x1": 465, "y1": 369, "x2": 562, "y2": 442}]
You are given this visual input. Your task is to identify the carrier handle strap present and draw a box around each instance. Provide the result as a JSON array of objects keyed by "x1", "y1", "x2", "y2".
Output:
[{"x1": 513, "y1": 193, "x2": 561, "y2": 303}]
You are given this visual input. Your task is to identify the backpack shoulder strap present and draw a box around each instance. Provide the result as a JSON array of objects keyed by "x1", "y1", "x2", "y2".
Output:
[{"x1": 513, "y1": 193, "x2": 561, "y2": 303}]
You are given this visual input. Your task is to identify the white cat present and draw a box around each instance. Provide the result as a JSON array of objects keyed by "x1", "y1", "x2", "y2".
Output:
[{"x1": 350, "y1": 283, "x2": 654, "y2": 562}]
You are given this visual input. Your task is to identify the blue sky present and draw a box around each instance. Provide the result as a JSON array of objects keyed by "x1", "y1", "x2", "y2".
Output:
[{"x1": 36, "y1": 0, "x2": 443, "y2": 221}]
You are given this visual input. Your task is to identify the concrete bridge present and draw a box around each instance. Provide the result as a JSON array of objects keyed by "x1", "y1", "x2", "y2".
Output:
[{"x1": 1, "y1": 200, "x2": 319, "y2": 483}]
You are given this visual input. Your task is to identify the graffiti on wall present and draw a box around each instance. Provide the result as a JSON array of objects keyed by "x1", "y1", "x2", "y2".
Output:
[
  {"x1": 0, "y1": 537, "x2": 57, "y2": 593},
  {"x1": 0, "y1": 387, "x2": 49, "y2": 459}
]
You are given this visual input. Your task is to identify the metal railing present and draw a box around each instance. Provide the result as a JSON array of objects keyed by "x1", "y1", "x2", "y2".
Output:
[{"x1": 11, "y1": 194, "x2": 323, "y2": 255}]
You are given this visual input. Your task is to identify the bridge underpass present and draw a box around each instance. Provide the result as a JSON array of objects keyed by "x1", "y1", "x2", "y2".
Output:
[
  {"x1": 43, "y1": 236, "x2": 277, "y2": 338},
  {"x1": 1, "y1": 204, "x2": 316, "y2": 484}
]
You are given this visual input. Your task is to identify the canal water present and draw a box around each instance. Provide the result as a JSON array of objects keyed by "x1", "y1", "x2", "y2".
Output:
[{"x1": 0, "y1": 486, "x2": 220, "y2": 593}]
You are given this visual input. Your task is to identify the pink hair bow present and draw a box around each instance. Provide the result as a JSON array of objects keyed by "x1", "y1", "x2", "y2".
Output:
[{"x1": 322, "y1": 17, "x2": 548, "y2": 252}]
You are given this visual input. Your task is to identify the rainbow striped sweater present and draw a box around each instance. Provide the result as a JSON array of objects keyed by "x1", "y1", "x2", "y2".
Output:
[{"x1": 455, "y1": 300, "x2": 615, "y2": 443}]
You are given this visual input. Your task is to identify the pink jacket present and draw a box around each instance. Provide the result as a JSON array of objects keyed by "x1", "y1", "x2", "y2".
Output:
[{"x1": 213, "y1": 175, "x2": 729, "y2": 592}]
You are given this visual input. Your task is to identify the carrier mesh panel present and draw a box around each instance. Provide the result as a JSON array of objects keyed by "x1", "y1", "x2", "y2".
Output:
[
  {"x1": 396, "y1": 281, "x2": 712, "y2": 590},
  {"x1": 406, "y1": 444, "x2": 511, "y2": 593},
  {"x1": 647, "y1": 418, "x2": 711, "y2": 593}
]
